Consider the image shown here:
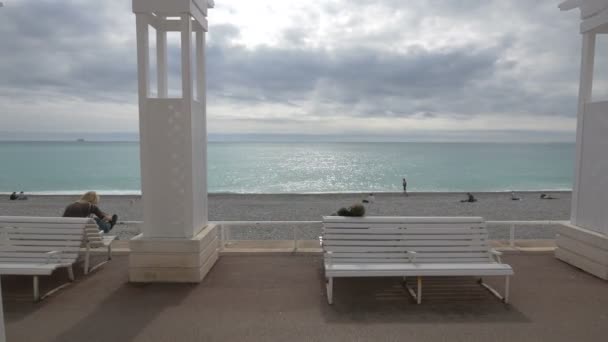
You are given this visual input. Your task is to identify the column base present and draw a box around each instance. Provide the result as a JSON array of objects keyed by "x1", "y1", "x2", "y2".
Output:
[
  {"x1": 555, "y1": 223, "x2": 608, "y2": 280},
  {"x1": 129, "y1": 224, "x2": 219, "y2": 282}
]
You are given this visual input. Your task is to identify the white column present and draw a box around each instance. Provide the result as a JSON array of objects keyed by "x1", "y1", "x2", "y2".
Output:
[
  {"x1": 181, "y1": 13, "x2": 193, "y2": 101},
  {"x1": 135, "y1": 14, "x2": 149, "y2": 105},
  {"x1": 571, "y1": 32, "x2": 596, "y2": 224},
  {"x1": 130, "y1": 8, "x2": 217, "y2": 283},
  {"x1": 156, "y1": 24, "x2": 168, "y2": 98},
  {"x1": 196, "y1": 29, "x2": 208, "y2": 223}
]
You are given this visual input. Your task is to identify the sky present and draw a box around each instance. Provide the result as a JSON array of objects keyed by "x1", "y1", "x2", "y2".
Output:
[{"x1": 0, "y1": 0, "x2": 607, "y2": 142}]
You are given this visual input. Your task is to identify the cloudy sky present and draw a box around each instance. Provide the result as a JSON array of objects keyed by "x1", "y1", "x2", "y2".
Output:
[{"x1": 0, "y1": 0, "x2": 606, "y2": 141}]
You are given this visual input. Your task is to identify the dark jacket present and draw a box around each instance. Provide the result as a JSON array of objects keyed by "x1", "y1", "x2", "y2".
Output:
[{"x1": 63, "y1": 201, "x2": 107, "y2": 219}]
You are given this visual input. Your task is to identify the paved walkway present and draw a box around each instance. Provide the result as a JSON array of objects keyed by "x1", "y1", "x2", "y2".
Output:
[{"x1": 2, "y1": 252, "x2": 607, "y2": 342}]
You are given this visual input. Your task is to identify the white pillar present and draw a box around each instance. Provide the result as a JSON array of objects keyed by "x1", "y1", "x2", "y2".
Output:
[
  {"x1": 156, "y1": 23, "x2": 168, "y2": 98},
  {"x1": 130, "y1": 0, "x2": 218, "y2": 283},
  {"x1": 571, "y1": 32, "x2": 595, "y2": 224},
  {"x1": 556, "y1": 1, "x2": 608, "y2": 280}
]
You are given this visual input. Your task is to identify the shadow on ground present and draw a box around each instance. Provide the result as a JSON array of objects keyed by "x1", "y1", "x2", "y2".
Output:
[{"x1": 321, "y1": 275, "x2": 529, "y2": 324}]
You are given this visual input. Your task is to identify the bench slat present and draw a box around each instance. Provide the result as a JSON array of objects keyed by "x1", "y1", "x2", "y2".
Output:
[
  {"x1": 0, "y1": 245, "x2": 82, "y2": 252},
  {"x1": 0, "y1": 252, "x2": 79, "y2": 259},
  {"x1": 324, "y1": 228, "x2": 486, "y2": 234},
  {"x1": 0, "y1": 228, "x2": 95, "y2": 235},
  {"x1": 328, "y1": 257, "x2": 492, "y2": 264},
  {"x1": 1, "y1": 240, "x2": 82, "y2": 247},
  {"x1": 322, "y1": 216, "x2": 484, "y2": 223},
  {"x1": 0, "y1": 264, "x2": 60, "y2": 275},
  {"x1": 1, "y1": 234, "x2": 83, "y2": 240},
  {"x1": 0, "y1": 223, "x2": 89, "y2": 229},
  {"x1": 325, "y1": 263, "x2": 513, "y2": 277},
  {"x1": 323, "y1": 234, "x2": 488, "y2": 240},
  {"x1": 323, "y1": 223, "x2": 486, "y2": 230},
  {"x1": 325, "y1": 246, "x2": 491, "y2": 252},
  {"x1": 0, "y1": 257, "x2": 78, "y2": 263},
  {"x1": 0, "y1": 216, "x2": 92, "y2": 224},
  {"x1": 324, "y1": 240, "x2": 489, "y2": 246},
  {"x1": 327, "y1": 252, "x2": 490, "y2": 258}
]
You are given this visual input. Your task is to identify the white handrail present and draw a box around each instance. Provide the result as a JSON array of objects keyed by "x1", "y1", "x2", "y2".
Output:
[{"x1": 115, "y1": 219, "x2": 568, "y2": 251}]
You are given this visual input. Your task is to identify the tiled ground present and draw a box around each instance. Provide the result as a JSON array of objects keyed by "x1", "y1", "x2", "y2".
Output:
[{"x1": 2, "y1": 252, "x2": 607, "y2": 342}]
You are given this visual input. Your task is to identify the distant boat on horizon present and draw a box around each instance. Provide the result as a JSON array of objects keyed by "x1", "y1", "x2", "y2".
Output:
[{"x1": 76, "y1": 138, "x2": 85, "y2": 142}]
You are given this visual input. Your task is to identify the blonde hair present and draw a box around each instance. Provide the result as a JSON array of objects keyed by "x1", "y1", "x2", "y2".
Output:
[{"x1": 79, "y1": 191, "x2": 100, "y2": 205}]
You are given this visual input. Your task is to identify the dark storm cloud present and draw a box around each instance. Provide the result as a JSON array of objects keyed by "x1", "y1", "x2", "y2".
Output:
[
  {"x1": 206, "y1": 25, "x2": 577, "y2": 118},
  {"x1": 0, "y1": 0, "x2": 137, "y2": 102},
  {"x1": 0, "y1": 0, "x2": 583, "y2": 130}
]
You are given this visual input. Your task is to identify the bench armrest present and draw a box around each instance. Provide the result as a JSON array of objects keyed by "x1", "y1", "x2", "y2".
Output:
[
  {"x1": 46, "y1": 250, "x2": 62, "y2": 264},
  {"x1": 490, "y1": 249, "x2": 503, "y2": 263}
]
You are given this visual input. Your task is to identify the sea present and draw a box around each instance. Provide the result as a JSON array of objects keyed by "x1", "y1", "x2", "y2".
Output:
[{"x1": 0, "y1": 142, "x2": 575, "y2": 194}]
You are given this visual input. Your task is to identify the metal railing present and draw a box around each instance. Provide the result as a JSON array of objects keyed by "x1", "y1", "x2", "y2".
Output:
[
  {"x1": 486, "y1": 220, "x2": 568, "y2": 248},
  {"x1": 116, "y1": 219, "x2": 569, "y2": 252}
]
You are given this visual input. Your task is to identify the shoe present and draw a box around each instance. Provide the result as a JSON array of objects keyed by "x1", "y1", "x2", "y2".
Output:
[{"x1": 110, "y1": 214, "x2": 118, "y2": 228}]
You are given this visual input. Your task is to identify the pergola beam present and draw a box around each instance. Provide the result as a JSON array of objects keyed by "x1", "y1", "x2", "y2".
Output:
[{"x1": 147, "y1": 14, "x2": 207, "y2": 32}]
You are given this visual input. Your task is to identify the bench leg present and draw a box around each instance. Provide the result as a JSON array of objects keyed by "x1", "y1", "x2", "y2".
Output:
[
  {"x1": 417, "y1": 276, "x2": 422, "y2": 304},
  {"x1": 108, "y1": 243, "x2": 112, "y2": 260},
  {"x1": 84, "y1": 244, "x2": 90, "y2": 275},
  {"x1": 478, "y1": 277, "x2": 509, "y2": 303},
  {"x1": 33, "y1": 276, "x2": 40, "y2": 302},
  {"x1": 67, "y1": 265, "x2": 75, "y2": 282},
  {"x1": 504, "y1": 276, "x2": 510, "y2": 304},
  {"x1": 404, "y1": 276, "x2": 422, "y2": 304},
  {"x1": 37, "y1": 269, "x2": 75, "y2": 302},
  {"x1": 326, "y1": 277, "x2": 333, "y2": 305}
]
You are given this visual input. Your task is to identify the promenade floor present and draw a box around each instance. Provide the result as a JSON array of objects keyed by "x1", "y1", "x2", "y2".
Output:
[{"x1": 2, "y1": 252, "x2": 607, "y2": 342}]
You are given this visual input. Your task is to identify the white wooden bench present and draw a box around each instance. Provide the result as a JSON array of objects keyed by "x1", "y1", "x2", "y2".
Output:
[
  {"x1": 0, "y1": 216, "x2": 96, "y2": 301},
  {"x1": 321, "y1": 216, "x2": 514, "y2": 305},
  {"x1": 83, "y1": 226, "x2": 116, "y2": 274}
]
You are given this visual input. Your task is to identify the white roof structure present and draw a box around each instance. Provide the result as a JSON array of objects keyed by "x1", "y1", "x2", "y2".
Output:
[{"x1": 559, "y1": 0, "x2": 608, "y2": 32}]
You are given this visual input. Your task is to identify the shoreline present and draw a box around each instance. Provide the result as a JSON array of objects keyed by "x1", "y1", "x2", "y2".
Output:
[{"x1": 0, "y1": 189, "x2": 572, "y2": 196}]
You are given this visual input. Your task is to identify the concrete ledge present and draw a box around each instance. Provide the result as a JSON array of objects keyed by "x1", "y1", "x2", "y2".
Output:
[
  {"x1": 129, "y1": 224, "x2": 219, "y2": 283},
  {"x1": 558, "y1": 223, "x2": 608, "y2": 250},
  {"x1": 130, "y1": 224, "x2": 218, "y2": 253},
  {"x1": 129, "y1": 238, "x2": 219, "y2": 268},
  {"x1": 129, "y1": 251, "x2": 219, "y2": 282},
  {"x1": 555, "y1": 224, "x2": 608, "y2": 280}
]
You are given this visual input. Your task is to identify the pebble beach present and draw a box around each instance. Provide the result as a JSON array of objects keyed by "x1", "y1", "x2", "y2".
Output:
[{"x1": 0, "y1": 191, "x2": 570, "y2": 241}]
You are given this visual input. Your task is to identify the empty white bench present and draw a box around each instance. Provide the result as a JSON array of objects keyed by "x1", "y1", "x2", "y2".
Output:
[
  {"x1": 0, "y1": 216, "x2": 96, "y2": 301},
  {"x1": 322, "y1": 216, "x2": 513, "y2": 305}
]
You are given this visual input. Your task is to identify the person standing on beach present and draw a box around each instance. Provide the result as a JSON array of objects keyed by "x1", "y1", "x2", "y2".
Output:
[
  {"x1": 63, "y1": 191, "x2": 118, "y2": 233},
  {"x1": 402, "y1": 178, "x2": 408, "y2": 196}
]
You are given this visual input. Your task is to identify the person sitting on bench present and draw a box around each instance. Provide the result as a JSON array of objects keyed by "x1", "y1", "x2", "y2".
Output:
[{"x1": 63, "y1": 191, "x2": 118, "y2": 233}]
